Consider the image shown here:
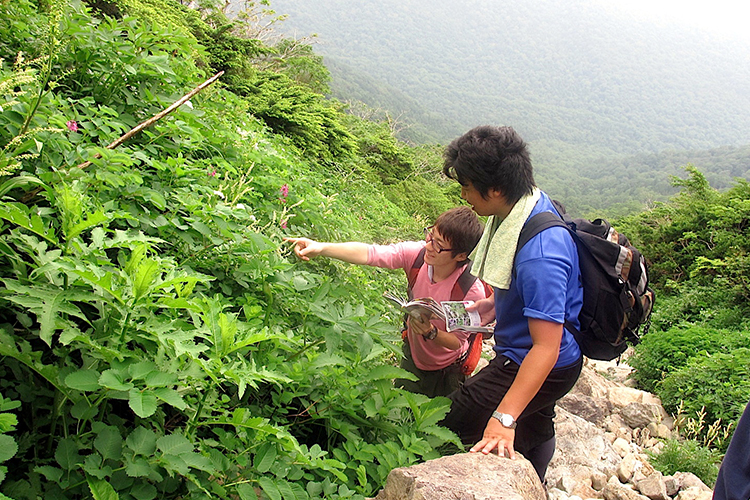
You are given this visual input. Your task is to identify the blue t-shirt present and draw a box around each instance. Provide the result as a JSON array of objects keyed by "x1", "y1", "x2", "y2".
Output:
[{"x1": 493, "y1": 192, "x2": 583, "y2": 368}]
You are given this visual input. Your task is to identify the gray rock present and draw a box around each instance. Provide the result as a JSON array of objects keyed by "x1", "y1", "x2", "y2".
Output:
[
  {"x1": 559, "y1": 392, "x2": 614, "y2": 426},
  {"x1": 634, "y1": 471, "x2": 669, "y2": 500},
  {"x1": 602, "y1": 476, "x2": 650, "y2": 500},
  {"x1": 620, "y1": 402, "x2": 661, "y2": 430},
  {"x1": 371, "y1": 452, "x2": 546, "y2": 500}
]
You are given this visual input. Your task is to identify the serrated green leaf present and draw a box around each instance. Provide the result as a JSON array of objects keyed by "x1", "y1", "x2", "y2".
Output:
[
  {"x1": 90, "y1": 226, "x2": 106, "y2": 248},
  {"x1": 83, "y1": 453, "x2": 112, "y2": 479},
  {"x1": 71, "y1": 399, "x2": 98, "y2": 420},
  {"x1": 69, "y1": 268, "x2": 123, "y2": 303},
  {"x1": 0, "y1": 414, "x2": 17, "y2": 433},
  {"x1": 152, "y1": 388, "x2": 186, "y2": 410},
  {"x1": 257, "y1": 477, "x2": 281, "y2": 500},
  {"x1": 129, "y1": 482, "x2": 157, "y2": 500},
  {"x1": 133, "y1": 258, "x2": 160, "y2": 301},
  {"x1": 128, "y1": 361, "x2": 157, "y2": 380},
  {"x1": 129, "y1": 389, "x2": 157, "y2": 418},
  {"x1": 126, "y1": 427, "x2": 157, "y2": 455},
  {"x1": 59, "y1": 325, "x2": 85, "y2": 346},
  {"x1": 34, "y1": 465, "x2": 63, "y2": 483},
  {"x1": 124, "y1": 456, "x2": 153, "y2": 477},
  {"x1": 55, "y1": 437, "x2": 81, "y2": 470},
  {"x1": 253, "y1": 443, "x2": 277, "y2": 473},
  {"x1": 0, "y1": 202, "x2": 57, "y2": 244},
  {"x1": 65, "y1": 369, "x2": 102, "y2": 391},
  {"x1": 365, "y1": 364, "x2": 411, "y2": 383},
  {"x1": 420, "y1": 425, "x2": 463, "y2": 445},
  {"x1": 87, "y1": 477, "x2": 119, "y2": 500},
  {"x1": 363, "y1": 398, "x2": 378, "y2": 418},
  {"x1": 160, "y1": 452, "x2": 189, "y2": 475},
  {"x1": 94, "y1": 426, "x2": 123, "y2": 461},
  {"x1": 67, "y1": 209, "x2": 109, "y2": 240},
  {"x1": 156, "y1": 433, "x2": 193, "y2": 456},
  {"x1": 143, "y1": 371, "x2": 178, "y2": 387},
  {"x1": 0, "y1": 435, "x2": 17, "y2": 462},
  {"x1": 181, "y1": 452, "x2": 214, "y2": 473},
  {"x1": 99, "y1": 370, "x2": 133, "y2": 391}
]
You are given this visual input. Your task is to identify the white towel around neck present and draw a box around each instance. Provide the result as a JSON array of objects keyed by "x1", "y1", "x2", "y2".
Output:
[{"x1": 470, "y1": 188, "x2": 541, "y2": 290}]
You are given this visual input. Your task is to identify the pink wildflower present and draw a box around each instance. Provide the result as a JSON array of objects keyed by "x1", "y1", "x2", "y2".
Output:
[
  {"x1": 66, "y1": 120, "x2": 78, "y2": 132},
  {"x1": 280, "y1": 184, "x2": 289, "y2": 198},
  {"x1": 280, "y1": 220, "x2": 288, "y2": 230},
  {"x1": 208, "y1": 169, "x2": 216, "y2": 177}
]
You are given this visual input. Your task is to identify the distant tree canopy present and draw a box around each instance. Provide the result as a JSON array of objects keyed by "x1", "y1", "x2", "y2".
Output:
[{"x1": 271, "y1": 0, "x2": 750, "y2": 217}]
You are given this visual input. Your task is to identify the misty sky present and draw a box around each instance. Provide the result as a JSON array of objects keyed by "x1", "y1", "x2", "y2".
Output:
[{"x1": 596, "y1": 0, "x2": 750, "y2": 43}]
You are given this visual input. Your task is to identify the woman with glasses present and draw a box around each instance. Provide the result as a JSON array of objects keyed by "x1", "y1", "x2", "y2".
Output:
[{"x1": 284, "y1": 206, "x2": 489, "y2": 397}]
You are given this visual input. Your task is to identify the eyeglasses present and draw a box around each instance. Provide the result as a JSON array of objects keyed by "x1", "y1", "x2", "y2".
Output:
[{"x1": 423, "y1": 226, "x2": 454, "y2": 253}]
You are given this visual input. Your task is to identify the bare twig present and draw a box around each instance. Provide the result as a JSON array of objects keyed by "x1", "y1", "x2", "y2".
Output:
[{"x1": 75, "y1": 70, "x2": 224, "y2": 170}]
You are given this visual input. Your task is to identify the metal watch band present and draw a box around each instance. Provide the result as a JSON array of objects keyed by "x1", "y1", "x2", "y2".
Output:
[{"x1": 491, "y1": 411, "x2": 517, "y2": 429}]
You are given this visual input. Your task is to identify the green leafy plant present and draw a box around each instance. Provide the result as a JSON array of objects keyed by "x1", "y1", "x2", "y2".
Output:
[
  {"x1": 648, "y1": 439, "x2": 721, "y2": 488},
  {"x1": 657, "y1": 348, "x2": 750, "y2": 439},
  {"x1": 0, "y1": 2, "x2": 461, "y2": 499},
  {"x1": 629, "y1": 325, "x2": 750, "y2": 393}
]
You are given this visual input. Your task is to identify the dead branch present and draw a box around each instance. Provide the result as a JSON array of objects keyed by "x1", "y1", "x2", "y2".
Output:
[{"x1": 75, "y1": 70, "x2": 224, "y2": 170}]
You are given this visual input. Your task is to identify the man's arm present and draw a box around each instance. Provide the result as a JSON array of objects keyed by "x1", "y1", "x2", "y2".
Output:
[
  {"x1": 284, "y1": 237, "x2": 369, "y2": 265},
  {"x1": 465, "y1": 296, "x2": 496, "y2": 325},
  {"x1": 470, "y1": 317, "x2": 562, "y2": 458}
]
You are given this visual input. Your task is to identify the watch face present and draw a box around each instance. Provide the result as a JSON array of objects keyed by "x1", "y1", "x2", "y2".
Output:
[{"x1": 493, "y1": 411, "x2": 516, "y2": 428}]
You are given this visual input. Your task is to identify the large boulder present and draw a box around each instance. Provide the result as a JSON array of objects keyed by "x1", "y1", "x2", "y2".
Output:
[
  {"x1": 370, "y1": 358, "x2": 714, "y2": 500},
  {"x1": 371, "y1": 452, "x2": 546, "y2": 500}
]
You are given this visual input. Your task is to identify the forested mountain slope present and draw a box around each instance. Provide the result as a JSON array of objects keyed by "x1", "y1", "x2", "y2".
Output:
[
  {"x1": 265, "y1": 0, "x2": 750, "y2": 216},
  {"x1": 270, "y1": 0, "x2": 750, "y2": 154}
]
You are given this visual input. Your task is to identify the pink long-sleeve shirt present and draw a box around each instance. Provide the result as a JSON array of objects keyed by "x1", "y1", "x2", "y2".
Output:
[{"x1": 367, "y1": 241, "x2": 488, "y2": 371}]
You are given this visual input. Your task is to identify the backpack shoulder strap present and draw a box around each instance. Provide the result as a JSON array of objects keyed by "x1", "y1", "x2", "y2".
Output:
[
  {"x1": 516, "y1": 211, "x2": 569, "y2": 256},
  {"x1": 516, "y1": 208, "x2": 581, "y2": 338},
  {"x1": 408, "y1": 248, "x2": 480, "y2": 302},
  {"x1": 406, "y1": 247, "x2": 426, "y2": 300},
  {"x1": 451, "y1": 261, "x2": 477, "y2": 301}
]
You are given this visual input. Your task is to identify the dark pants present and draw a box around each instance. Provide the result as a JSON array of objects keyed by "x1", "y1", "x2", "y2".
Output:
[
  {"x1": 441, "y1": 354, "x2": 582, "y2": 479},
  {"x1": 714, "y1": 398, "x2": 750, "y2": 500},
  {"x1": 394, "y1": 340, "x2": 467, "y2": 398}
]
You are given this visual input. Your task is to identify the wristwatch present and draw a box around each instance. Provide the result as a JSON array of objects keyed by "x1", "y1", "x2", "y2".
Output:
[
  {"x1": 491, "y1": 411, "x2": 517, "y2": 429},
  {"x1": 424, "y1": 325, "x2": 439, "y2": 340}
]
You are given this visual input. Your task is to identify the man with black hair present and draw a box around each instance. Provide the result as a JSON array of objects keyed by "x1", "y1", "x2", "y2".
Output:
[
  {"x1": 439, "y1": 125, "x2": 583, "y2": 482},
  {"x1": 285, "y1": 206, "x2": 489, "y2": 397}
]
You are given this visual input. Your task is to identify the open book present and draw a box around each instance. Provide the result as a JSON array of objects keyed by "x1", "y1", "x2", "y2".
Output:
[{"x1": 384, "y1": 293, "x2": 494, "y2": 334}]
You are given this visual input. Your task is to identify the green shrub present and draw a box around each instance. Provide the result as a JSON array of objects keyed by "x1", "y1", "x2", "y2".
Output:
[
  {"x1": 658, "y1": 348, "x2": 750, "y2": 434},
  {"x1": 649, "y1": 439, "x2": 721, "y2": 487},
  {"x1": 383, "y1": 177, "x2": 456, "y2": 224},
  {"x1": 629, "y1": 324, "x2": 750, "y2": 393},
  {"x1": 0, "y1": 2, "x2": 463, "y2": 498}
]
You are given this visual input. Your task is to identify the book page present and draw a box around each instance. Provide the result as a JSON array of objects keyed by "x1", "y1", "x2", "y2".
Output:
[
  {"x1": 384, "y1": 293, "x2": 444, "y2": 320},
  {"x1": 441, "y1": 301, "x2": 494, "y2": 333}
]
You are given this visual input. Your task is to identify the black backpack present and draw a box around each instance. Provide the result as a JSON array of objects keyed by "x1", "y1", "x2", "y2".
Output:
[{"x1": 516, "y1": 201, "x2": 655, "y2": 361}]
